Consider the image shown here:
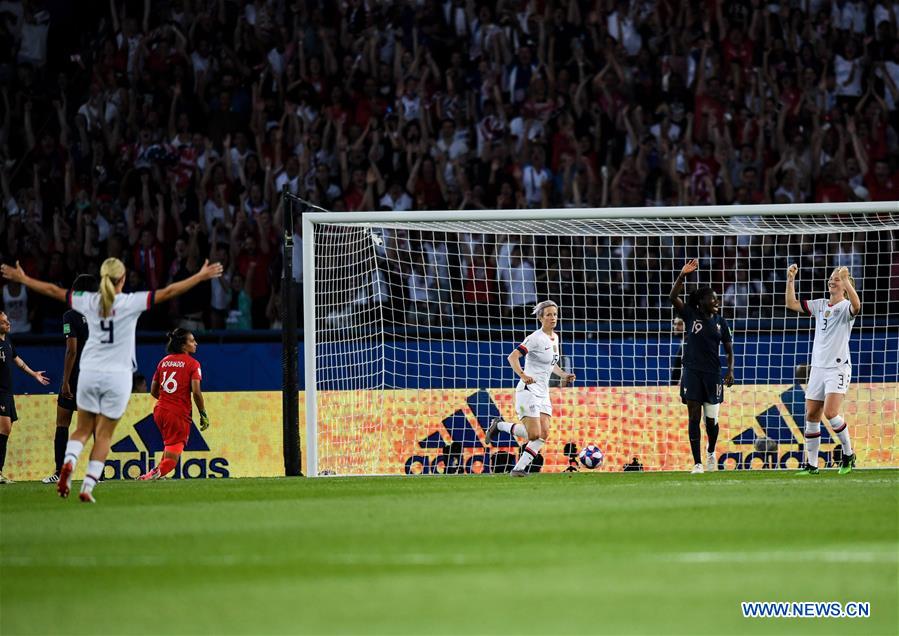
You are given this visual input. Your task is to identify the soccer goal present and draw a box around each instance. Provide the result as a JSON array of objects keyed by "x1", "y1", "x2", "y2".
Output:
[{"x1": 300, "y1": 202, "x2": 899, "y2": 476}]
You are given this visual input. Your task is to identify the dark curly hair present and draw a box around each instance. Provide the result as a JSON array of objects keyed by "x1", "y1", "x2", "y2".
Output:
[
  {"x1": 688, "y1": 286, "x2": 715, "y2": 310},
  {"x1": 165, "y1": 328, "x2": 192, "y2": 354}
]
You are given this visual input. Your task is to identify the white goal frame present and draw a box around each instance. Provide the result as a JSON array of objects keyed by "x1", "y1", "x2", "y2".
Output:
[{"x1": 302, "y1": 201, "x2": 898, "y2": 477}]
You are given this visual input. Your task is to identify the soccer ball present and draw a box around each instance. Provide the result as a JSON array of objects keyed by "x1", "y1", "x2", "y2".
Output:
[{"x1": 578, "y1": 444, "x2": 604, "y2": 469}]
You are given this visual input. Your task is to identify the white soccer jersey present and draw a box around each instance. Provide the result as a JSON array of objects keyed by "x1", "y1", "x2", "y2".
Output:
[
  {"x1": 515, "y1": 329, "x2": 560, "y2": 398},
  {"x1": 69, "y1": 290, "x2": 154, "y2": 374},
  {"x1": 802, "y1": 298, "x2": 855, "y2": 368}
]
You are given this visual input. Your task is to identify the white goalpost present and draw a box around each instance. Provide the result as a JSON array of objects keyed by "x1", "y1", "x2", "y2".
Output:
[{"x1": 302, "y1": 202, "x2": 899, "y2": 477}]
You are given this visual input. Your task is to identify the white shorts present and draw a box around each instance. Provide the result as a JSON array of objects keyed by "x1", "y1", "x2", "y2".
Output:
[
  {"x1": 806, "y1": 365, "x2": 851, "y2": 401},
  {"x1": 515, "y1": 388, "x2": 552, "y2": 420},
  {"x1": 76, "y1": 369, "x2": 133, "y2": 420}
]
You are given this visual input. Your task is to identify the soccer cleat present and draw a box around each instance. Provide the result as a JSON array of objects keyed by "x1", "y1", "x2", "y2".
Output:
[
  {"x1": 691, "y1": 463, "x2": 704, "y2": 474},
  {"x1": 705, "y1": 451, "x2": 717, "y2": 472},
  {"x1": 79, "y1": 491, "x2": 95, "y2": 503},
  {"x1": 0, "y1": 472, "x2": 14, "y2": 484},
  {"x1": 510, "y1": 469, "x2": 527, "y2": 477},
  {"x1": 838, "y1": 453, "x2": 856, "y2": 475},
  {"x1": 138, "y1": 467, "x2": 161, "y2": 481},
  {"x1": 57, "y1": 461, "x2": 74, "y2": 498},
  {"x1": 795, "y1": 464, "x2": 820, "y2": 475},
  {"x1": 485, "y1": 417, "x2": 502, "y2": 445},
  {"x1": 42, "y1": 473, "x2": 60, "y2": 484}
]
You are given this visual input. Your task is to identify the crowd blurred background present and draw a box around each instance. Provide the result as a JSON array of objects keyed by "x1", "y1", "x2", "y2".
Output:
[{"x1": 1, "y1": 0, "x2": 898, "y2": 333}]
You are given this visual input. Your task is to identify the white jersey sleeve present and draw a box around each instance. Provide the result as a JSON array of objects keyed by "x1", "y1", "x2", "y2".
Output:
[
  {"x1": 68, "y1": 290, "x2": 155, "y2": 374},
  {"x1": 803, "y1": 297, "x2": 855, "y2": 369}
]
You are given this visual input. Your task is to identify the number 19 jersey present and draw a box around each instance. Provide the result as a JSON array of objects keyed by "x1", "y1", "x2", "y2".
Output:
[
  {"x1": 152, "y1": 353, "x2": 202, "y2": 418},
  {"x1": 68, "y1": 290, "x2": 155, "y2": 374}
]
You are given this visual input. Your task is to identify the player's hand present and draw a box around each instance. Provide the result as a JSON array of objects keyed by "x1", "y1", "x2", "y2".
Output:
[
  {"x1": 198, "y1": 259, "x2": 224, "y2": 281},
  {"x1": 33, "y1": 371, "x2": 50, "y2": 386},
  {"x1": 681, "y1": 259, "x2": 699, "y2": 275},
  {"x1": 199, "y1": 410, "x2": 210, "y2": 431},
  {"x1": 562, "y1": 372, "x2": 576, "y2": 385},
  {"x1": 837, "y1": 266, "x2": 851, "y2": 282},
  {"x1": 787, "y1": 263, "x2": 798, "y2": 280},
  {"x1": 520, "y1": 374, "x2": 535, "y2": 385},
  {"x1": 61, "y1": 382, "x2": 73, "y2": 399},
  {"x1": 0, "y1": 260, "x2": 26, "y2": 283},
  {"x1": 724, "y1": 371, "x2": 735, "y2": 387}
]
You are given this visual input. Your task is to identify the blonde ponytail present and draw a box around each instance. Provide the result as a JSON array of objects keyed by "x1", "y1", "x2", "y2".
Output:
[{"x1": 99, "y1": 258, "x2": 126, "y2": 318}]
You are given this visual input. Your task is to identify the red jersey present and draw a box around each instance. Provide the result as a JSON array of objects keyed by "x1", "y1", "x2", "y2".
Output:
[{"x1": 152, "y1": 353, "x2": 202, "y2": 418}]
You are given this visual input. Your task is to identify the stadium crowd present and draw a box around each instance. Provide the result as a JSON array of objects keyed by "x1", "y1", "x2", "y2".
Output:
[{"x1": 1, "y1": 0, "x2": 899, "y2": 332}]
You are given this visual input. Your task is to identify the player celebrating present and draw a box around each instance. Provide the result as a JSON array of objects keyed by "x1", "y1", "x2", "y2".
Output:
[
  {"x1": 485, "y1": 300, "x2": 575, "y2": 476},
  {"x1": 0, "y1": 311, "x2": 51, "y2": 483},
  {"x1": 669, "y1": 259, "x2": 735, "y2": 474},
  {"x1": 42, "y1": 275, "x2": 96, "y2": 484},
  {"x1": 139, "y1": 328, "x2": 209, "y2": 481},
  {"x1": 1, "y1": 257, "x2": 222, "y2": 502},
  {"x1": 785, "y1": 264, "x2": 860, "y2": 475}
]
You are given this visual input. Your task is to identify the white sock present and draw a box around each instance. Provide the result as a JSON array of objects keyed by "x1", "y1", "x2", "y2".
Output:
[
  {"x1": 805, "y1": 421, "x2": 821, "y2": 468},
  {"x1": 63, "y1": 440, "x2": 84, "y2": 469},
  {"x1": 80, "y1": 460, "x2": 104, "y2": 495},
  {"x1": 497, "y1": 420, "x2": 527, "y2": 438},
  {"x1": 830, "y1": 415, "x2": 853, "y2": 456},
  {"x1": 512, "y1": 439, "x2": 544, "y2": 472}
]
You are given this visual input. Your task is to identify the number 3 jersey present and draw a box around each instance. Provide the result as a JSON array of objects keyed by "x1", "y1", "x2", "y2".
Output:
[
  {"x1": 801, "y1": 298, "x2": 856, "y2": 368},
  {"x1": 152, "y1": 353, "x2": 201, "y2": 417},
  {"x1": 68, "y1": 290, "x2": 155, "y2": 374}
]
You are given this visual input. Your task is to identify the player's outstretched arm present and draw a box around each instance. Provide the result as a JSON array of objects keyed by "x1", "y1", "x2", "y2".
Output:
[
  {"x1": 669, "y1": 259, "x2": 698, "y2": 313},
  {"x1": 1, "y1": 261, "x2": 67, "y2": 303},
  {"x1": 838, "y1": 266, "x2": 861, "y2": 315},
  {"x1": 155, "y1": 259, "x2": 223, "y2": 304},
  {"x1": 14, "y1": 356, "x2": 50, "y2": 386},
  {"x1": 784, "y1": 263, "x2": 802, "y2": 312}
]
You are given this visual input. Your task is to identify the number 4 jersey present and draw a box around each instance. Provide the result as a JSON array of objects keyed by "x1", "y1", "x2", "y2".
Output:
[
  {"x1": 153, "y1": 353, "x2": 202, "y2": 418},
  {"x1": 68, "y1": 290, "x2": 155, "y2": 374}
]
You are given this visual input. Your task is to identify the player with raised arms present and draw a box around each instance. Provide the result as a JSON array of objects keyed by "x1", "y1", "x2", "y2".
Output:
[
  {"x1": 485, "y1": 300, "x2": 575, "y2": 476},
  {"x1": 1, "y1": 257, "x2": 222, "y2": 502},
  {"x1": 669, "y1": 259, "x2": 735, "y2": 474},
  {"x1": 785, "y1": 264, "x2": 860, "y2": 475},
  {"x1": 43, "y1": 275, "x2": 96, "y2": 484},
  {"x1": 139, "y1": 328, "x2": 209, "y2": 481}
]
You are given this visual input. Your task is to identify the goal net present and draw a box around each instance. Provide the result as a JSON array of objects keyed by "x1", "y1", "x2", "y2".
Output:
[{"x1": 301, "y1": 202, "x2": 899, "y2": 476}]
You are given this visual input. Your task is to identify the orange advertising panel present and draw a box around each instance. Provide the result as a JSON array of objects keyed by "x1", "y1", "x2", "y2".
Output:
[{"x1": 4, "y1": 384, "x2": 896, "y2": 481}]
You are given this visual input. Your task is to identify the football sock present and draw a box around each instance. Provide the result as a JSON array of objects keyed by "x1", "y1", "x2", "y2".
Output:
[
  {"x1": 157, "y1": 456, "x2": 178, "y2": 477},
  {"x1": 804, "y1": 421, "x2": 821, "y2": 468},
  {"x1": 80, "y1": 460, "x2": 104, "y2": 495},
  {"x1": 688, "y1": 418, "x2": 701, "y2": 464},
  {"x1": 63, "y1": 440, "x2": 84, "y2": 470},
  {"x1": 54, "y1": 427, "x2": 68, "y2": 472},
  {"x1": 512, "y1": 439, "x2": 544, "y2": 472},
  {"x1": 705, "y1": 418, "x2": 719, "y2": 453},
  {"x1": 497, "y1": 421, "x2": 528, "y2": 438},
  {"x1": 830, "y1": 415, "x2": 853, "y2": 456},
  {"x1": 0, "y1": 433, "x2": 8, "y2": 471}
]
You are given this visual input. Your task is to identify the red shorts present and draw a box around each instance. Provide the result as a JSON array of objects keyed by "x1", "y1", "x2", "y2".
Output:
[{"x1": 153, "y1": 405, "x2": 191, "y2": 448}]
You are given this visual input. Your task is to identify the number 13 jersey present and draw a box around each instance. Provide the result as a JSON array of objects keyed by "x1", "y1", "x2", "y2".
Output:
[
  {"x1": 153, "y1": 353, "x2": 202, "y2": 417},
  {"x1": 68, "y1": 290, "x2": 155, "y2": 374}
]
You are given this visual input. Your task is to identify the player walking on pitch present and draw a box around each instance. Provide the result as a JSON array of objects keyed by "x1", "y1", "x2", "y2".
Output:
[
  {"x1": 43, "y1": 275, "x2": 96, "y2": 484},
  {"x1": 1, "y1": 257, "x2": 222, "y2": 502},
  {"x1": 669, "y1": 259, "x2": 735, "y2": 474},
  {"x1": 139, "y1": 328, "x2": 210, "y2": 480},
  {"x1": 0, "y1": 311, "x2": 51, "y2": 483},
  {"x1": 485, "y1": 300, "x2": 575, "y2": 476},
  {"x1": 785, "y1": 264, "x2": 860, "y2": 475}
]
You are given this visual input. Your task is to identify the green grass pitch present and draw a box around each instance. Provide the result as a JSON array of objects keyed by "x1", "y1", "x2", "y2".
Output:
[{"x1": 2, "y1": 470, "x2": 897, "y2": 636}]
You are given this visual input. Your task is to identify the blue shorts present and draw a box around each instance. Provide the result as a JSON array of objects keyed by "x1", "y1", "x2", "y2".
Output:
[{"x1": 680, "y1": 368, "x2": 723, "y2": 405}]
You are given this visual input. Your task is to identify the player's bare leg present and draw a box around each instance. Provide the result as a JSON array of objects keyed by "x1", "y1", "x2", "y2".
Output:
[
  {"x1": 510, "y1": 415, "x2": 547, "y2": 476},
  {"x1": 78, "y1": 415, "x2": 119, "y2": 502}
]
